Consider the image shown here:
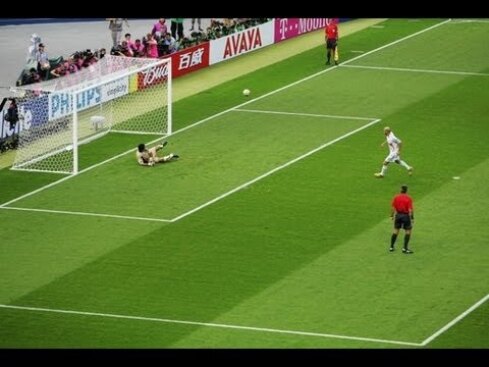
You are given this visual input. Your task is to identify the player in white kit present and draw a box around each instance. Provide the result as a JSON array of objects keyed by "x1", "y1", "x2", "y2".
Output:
[{"x1": 374, "y1": 127, "x2": 413, "y2": 178}]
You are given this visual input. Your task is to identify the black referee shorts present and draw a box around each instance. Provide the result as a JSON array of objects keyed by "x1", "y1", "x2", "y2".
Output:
[{"x1": 394, "y1": 213, "x2": 412, "y2": 230}]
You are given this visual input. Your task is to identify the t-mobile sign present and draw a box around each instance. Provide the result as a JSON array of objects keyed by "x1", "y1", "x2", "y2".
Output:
[{"x1": 274, "y1": 18, "x2": 338, "y2": 43}]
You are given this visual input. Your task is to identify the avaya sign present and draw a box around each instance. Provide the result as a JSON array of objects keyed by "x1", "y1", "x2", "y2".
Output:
[{"x1": 210, "y1": 20, "x2": 274, "y2": 65}]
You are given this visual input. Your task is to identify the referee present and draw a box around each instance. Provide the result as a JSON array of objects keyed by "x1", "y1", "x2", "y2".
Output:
[
  {"x1": 324, "y1": 21, "x2": 338, "y2": 65},
  {"x1": 390, "y1": 185, "x2": 414, "y2": 254}
]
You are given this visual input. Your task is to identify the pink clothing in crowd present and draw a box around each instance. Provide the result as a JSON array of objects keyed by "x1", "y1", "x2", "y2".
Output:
[
  {"x1": 146, "y1": 35, "x2": 158, "y2": 58},
  {"x1": 152, "y1": 19, "x2": 168, "y2": 38}
]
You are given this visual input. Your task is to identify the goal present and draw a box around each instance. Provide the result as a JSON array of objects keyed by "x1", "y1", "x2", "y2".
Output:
[{"x1": 11, "y1": 55, "x2": 172, "y2": 175}]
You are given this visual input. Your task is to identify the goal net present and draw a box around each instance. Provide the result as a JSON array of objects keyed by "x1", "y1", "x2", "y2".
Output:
[{"x1": 10, "y1": 55, "x2": 172, "y2": 175}]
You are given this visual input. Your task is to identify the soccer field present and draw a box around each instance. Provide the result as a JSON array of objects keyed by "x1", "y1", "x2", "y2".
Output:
[{"x1": 0, "y1": 19, "x2": 488, "y2": 348}]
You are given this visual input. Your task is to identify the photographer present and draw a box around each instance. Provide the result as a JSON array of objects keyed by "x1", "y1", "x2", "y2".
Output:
[
  {"x1": 35, "y1": 43, "x2": 50, "y2": 80},
  {"x1": 110, "y1": 45, "x2": 125, "y2": 57},
  {"x1": 21, "y1": 68, "x2": 41, "y2": 86}
]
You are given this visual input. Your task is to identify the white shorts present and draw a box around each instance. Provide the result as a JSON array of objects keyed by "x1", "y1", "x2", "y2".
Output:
[{"x1": 384, "y1": 152, "x2": 400, "y2": 163}]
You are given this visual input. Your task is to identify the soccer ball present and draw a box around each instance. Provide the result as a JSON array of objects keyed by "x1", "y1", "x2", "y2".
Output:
[{"x1": 242, "y1": 88, "x2": 250, "y2": 97}]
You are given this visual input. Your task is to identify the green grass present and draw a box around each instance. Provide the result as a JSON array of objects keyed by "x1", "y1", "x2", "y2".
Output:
[
  {"x1": 11, "y1": 113, "x2": 367, "y2": 218},
  {"x1": 355, "y1": 21, "x2": 489, "y2": 72},
  {"x1": 0, "y1": 19, "x2": 488, "y2": 349}
]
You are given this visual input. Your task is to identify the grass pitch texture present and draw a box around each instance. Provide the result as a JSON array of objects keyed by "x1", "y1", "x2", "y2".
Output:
[{"x1": 0, "y1": 19, "x2": 488, "y2": 348}]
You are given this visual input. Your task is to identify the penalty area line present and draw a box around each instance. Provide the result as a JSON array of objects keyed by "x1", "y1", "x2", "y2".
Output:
[
  {"x1": 0, "y1": 206, "x2": 172, "y2": 223},
  {"x1": 233, "y1": 109, "x2": 376, "y2": 121},
  {"x1": 170, "y1": 118, "x2": 381, "y2": 222},
  {"x1": 341, "y1": 64, "x2": 489, "y2": 77},
  {"x1": 0, "y1": 303, "x2": 421, "y2": 347},
  {"x1": 421, "y1": 293, "x2": 489, "y2": 346}
]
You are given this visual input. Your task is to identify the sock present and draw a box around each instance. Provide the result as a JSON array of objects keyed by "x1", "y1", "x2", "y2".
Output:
[
  {"x1": 399, "y1": 160, "x2": 410, "y2": 169},
  {"x1": 391, "y1": 233, "x2": 398, "y2": 247},
  {"x1": 381, "y1": 165, "x2": 388, "y2": 175},
  {"x1": 327, "y1": 51, "x2": 331, "y2": 62},
  {"x1": 404, "y1": 234, "x2": 411, "y2": 249}
]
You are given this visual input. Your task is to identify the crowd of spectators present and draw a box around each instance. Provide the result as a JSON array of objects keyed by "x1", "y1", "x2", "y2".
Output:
[
  {"x1": 17, "y1": 18, "x2": 271, "y2": 87},
  {"x1": 110, "y1": 18, "x2": 270, "y2": 59},
  {"x1": 17, "y1": 42, "x2": 106, "y2": 86}
]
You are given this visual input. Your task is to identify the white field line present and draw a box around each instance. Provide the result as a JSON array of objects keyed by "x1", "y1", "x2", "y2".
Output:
[
  {"x1": 1, "y1": 206, "x2": 172, "y2": 223},
  {"x1": 1, "y1": 19, "x2": 450, "y2": 210},
  {"x1": 450, "y1": 19, "x2": 489, "y2": 24},
  {"x1": 341, "y1": 64, "x2": 489, "y2": 77},
  {"x1": 421, "y1": 293, "x2": 489, "y2": 346},
  {"x1": 0, "y1": 304, "x2": 421, "y2": 347},
  {"x1": 170, "y1": 119, "x2": 381, "y2": 222},
  {"x1": 233, "y1": 109, "x2": 376, "y2": 121}
]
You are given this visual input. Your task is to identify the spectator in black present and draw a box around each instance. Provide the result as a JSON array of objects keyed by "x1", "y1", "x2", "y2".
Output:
[
  {"x1": 97, "y1": 48, "x2": 107, "y2": 59},
  {"x1": 4, "y1": 99, "x2": 19, "y2": 130},
  {"x1": 82, "y1": 49, "x2": 97, "y2": 68},
  {"x1": 170, "y1": 18, "x2": 184, "y2": 41},
  {"x1": 22, "y1": 68, "x2": 41, "y2": 86},
  {"x1": 190, "y1": 18, "x2": 202, "y2": 32}
]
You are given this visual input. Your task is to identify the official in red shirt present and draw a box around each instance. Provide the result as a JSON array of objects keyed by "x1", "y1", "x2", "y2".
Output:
[
  {"x1": 389, "y1": 185, "x2": 414, "y2": 254},
  {"x1": 324, "y1": 22, "x2": 338, "y2": 65}
]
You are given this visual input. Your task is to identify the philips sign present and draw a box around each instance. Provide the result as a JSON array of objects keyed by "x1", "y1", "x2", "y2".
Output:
[
  {"x1": 48, "y1": 76, "x2": 128, "y2": 120},
  {"x1": 49, "y1": 87, "x2": 101, "y2": 120},
  {"x1": 101, "y1": 76, "x2": 129, "y2": 102}
]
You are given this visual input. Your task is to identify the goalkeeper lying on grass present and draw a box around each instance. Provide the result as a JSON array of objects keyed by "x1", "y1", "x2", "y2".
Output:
[{"x1": 136, "y1": 141, "x2": 179, "y2": 166}]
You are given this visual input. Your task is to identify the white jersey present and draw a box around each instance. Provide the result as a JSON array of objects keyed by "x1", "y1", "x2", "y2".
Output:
[
  {"x1": 386, "y1": 132, "x2": 401, "y2": 154},
  {"x1": 136, "y1": 150, "x2": 150, "y2": 165}
]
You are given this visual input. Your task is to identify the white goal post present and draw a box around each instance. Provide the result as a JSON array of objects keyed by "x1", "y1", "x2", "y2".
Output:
[{"x1": 10, "y1": 55, "x2": 172, "y2": 175}]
